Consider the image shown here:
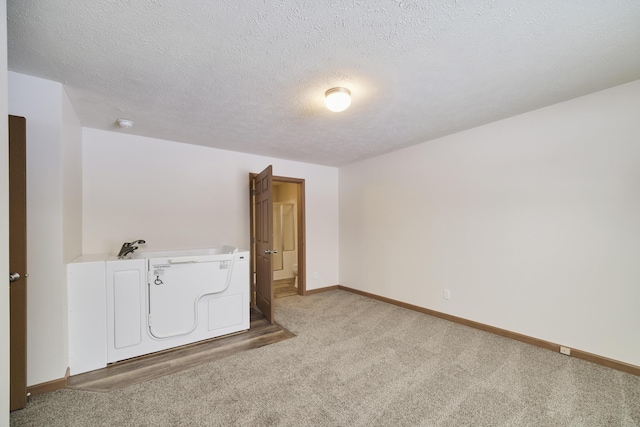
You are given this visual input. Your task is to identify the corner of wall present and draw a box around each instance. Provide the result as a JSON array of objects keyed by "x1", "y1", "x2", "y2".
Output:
[
  {"x1": 8, "y1": 72, "x2": 71, "y2": 386},
  {"x1": 61, "y1": 85, "x2": 83, "y2": 263}
]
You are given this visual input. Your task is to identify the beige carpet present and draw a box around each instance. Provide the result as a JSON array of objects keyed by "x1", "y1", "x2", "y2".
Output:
[{"x1": 11, "y1": 290, "x2": 640, "y2": 426}]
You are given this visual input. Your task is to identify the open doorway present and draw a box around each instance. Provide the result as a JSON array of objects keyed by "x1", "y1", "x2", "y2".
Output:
[
  {"x1": 250, "y1": 169, "x2": 306, "y2": 323},
  {"x1": 272, "y1": 181, "x2": 302, "y2": 299}
]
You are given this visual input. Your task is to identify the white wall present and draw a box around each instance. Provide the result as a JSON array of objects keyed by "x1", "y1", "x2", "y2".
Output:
[
  {"x1": 0, "y1": 1, "x2": 10, "y2": 424},
  {"x1": 60, "y1": 87, "x2": 83, "y2": 370},
  {"x1": 61, "y1": 88, "x2": 83, "y2": 263},
  {"x1": 82, "y1": 129, "x2": 339, "y2": 290},
  {"x1": 8, "y1": 72, "x2": 83, "y2": 386},
  {"x1": 339, "y1": 80, "x2": 640, "y2": 367}
]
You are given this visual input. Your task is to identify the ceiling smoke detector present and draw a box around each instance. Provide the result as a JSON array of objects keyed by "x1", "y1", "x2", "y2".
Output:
[{"x1": 116, "y1": 118, "x2": 134, "y2": 128}]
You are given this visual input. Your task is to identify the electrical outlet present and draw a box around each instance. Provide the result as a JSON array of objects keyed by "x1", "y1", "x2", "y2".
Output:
[
  {"x1": 312, "y1": 272, "x2": 319, "y2": 280},
  {"x1": 443, "y1": 289, "x2": 451, "y2": 300},
  {"x1": 560, "y1": 346, "x2": 571, "y2": 356}
]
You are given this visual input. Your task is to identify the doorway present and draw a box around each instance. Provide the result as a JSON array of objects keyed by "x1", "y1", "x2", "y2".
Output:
[
  {"x1": 272, "y1": 181, "x2": 302, "y2": 299},
  {"x1": 249, "y1": 169, "x2": 306, "y2": 323}
]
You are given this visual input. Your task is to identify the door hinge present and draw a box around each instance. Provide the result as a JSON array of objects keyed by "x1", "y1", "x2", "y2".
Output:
[
  {"x1": 251, "y1": 237, "x2": 256, "y2": 244},
  {"x1": 250, "y1": 189, "x2": 256, "y2": 196}
]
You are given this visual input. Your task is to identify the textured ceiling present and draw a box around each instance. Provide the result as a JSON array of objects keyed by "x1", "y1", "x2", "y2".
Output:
[{"x1": 7, "y1": 1, "x2": 640, "y2": 166}]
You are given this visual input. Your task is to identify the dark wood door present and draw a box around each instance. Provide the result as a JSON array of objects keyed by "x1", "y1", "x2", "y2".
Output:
[
  {"x1": 254, "y1": 165, "x2": 274, "y2": 323},
  {"x1": 9, "y1": 115, "x2": 27, "y2": 411}
]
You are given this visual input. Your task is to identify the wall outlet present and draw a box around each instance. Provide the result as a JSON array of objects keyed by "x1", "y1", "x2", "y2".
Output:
[
  {"x1": 312, "y1": 272, "x2": 319, "y2": 280},
  {"x1": 560, "y1": 346, "x2": 571, "y2": 356},
  {"x1": 443, "y1": 289, "x2": 451, "y2": 300}
]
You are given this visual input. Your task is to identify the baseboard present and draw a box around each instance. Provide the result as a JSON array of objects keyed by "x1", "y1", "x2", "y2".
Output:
[
  {"x1": 303, "y1": 285, "x2": 339, "y2": 295},
  {"x1": 336, "y1": 285, "x2": 640, "y2": 377},
  {"x1": 27, "y1": 369, "x2": 69, "y2": 396},
  {"x1": 25, "y1": 286, "x2": 638, "y2": 398}
]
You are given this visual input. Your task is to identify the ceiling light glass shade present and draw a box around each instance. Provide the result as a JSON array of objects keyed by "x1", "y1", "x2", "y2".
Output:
[{"x1": 325, "y1": 87, "x2": 351, "y2": 112}]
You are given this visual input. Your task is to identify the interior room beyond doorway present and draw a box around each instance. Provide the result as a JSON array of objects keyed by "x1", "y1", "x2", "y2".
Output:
[{"x1": 272, "y1": 181, "x2": 299, "y2": 299}]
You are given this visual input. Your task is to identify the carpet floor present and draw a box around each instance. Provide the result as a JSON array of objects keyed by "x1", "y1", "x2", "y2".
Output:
[{"x1": 10, "y1": 289, "x2": 640, "y2": 426}]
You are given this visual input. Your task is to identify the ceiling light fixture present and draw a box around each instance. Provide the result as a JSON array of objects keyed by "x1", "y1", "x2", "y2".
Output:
[
  {"x1": 116, "y1": 118, "x2": 134, "y2": 129},
  {"x1": 325, "y1": 87, "x2": 351, "y2": 112}
]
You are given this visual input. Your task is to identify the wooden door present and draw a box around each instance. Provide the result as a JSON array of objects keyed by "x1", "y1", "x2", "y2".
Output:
[
  {"x1": 253, "y1": 166, "x2": 274, "y2": 323},
  {"x1": 9, "y1": 115, "x2": 27, "y2": 411}
]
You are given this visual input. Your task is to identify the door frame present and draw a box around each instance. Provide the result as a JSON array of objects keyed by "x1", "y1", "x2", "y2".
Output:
[{"x1": 249, "y1": 174, "x2": 306, "y2": 309}]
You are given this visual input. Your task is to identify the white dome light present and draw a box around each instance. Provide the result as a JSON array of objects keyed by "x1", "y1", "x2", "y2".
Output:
[{"x1": 325, "y1": 87, "x2": 351, "y2": 112}]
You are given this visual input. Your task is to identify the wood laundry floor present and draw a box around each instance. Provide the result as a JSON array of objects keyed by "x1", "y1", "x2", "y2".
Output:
[{"x1": 67, "y1": 308, "x2": 294, "y2": 392}]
